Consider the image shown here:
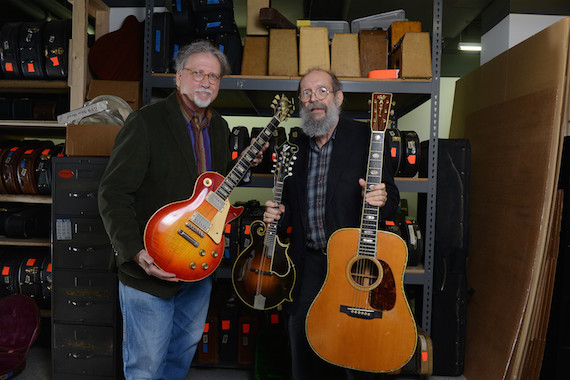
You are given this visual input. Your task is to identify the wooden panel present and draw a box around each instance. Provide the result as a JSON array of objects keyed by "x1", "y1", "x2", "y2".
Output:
[{"x1": 449, "y1": 17, "x2": 569, "y2": 379}]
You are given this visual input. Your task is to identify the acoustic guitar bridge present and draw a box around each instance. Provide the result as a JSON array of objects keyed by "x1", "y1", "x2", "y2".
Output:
[{"x1": 340, "y1": 305, "x2": 382, "y2": 319}]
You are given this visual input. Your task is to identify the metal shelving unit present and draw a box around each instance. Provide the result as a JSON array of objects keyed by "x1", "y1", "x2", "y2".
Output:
[{"x1": 142, "y1": 0, "x2": 440, "y2": 336}]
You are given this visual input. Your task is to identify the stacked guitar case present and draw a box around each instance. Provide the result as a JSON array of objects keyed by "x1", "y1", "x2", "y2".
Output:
[
  {"x1": 0, "y1": 20, "x2": 71, "y2": 80},
  {"x1": 152, "y1": 0, "x2": 242, "y2": 74},
  {"x1": 418, "y1": 139, "x2": 471, "y2": 376},
  {"x1": 385, "y1": 127, "x2": 421, "y2": 177}
]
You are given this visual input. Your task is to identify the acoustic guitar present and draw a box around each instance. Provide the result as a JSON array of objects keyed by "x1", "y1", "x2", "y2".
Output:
[
  {"x1": 305, "y1": 93, "x2": 417, "y2": 373},
  {"x1": 144, "y1": 95, "x2": 294, "y2": 282},
  {"x1": 232, "y1": 142, "x2": 298, "y2": 310}
]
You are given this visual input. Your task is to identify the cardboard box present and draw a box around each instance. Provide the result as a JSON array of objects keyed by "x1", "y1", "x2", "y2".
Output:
[
  {"x1": 331, "y1": 33, "x2": 360, "y2": 77},
  {"x1": 389, "y1": 20, "x2": 422, "y2": 51},
  {"x1": 246, "y1": 0, "x2": 269, "y2": 35},
  {"x1": 359, "y1": 29, "x2": 388, "y2": 77},
  {"x1": 268, "y1": 29, "x2": 298, "y2": 76},
  {"x1": 390, "y1": 32, "x2": 432, "y2": 79},
  {"x1": 241, "y1": 36, "x2": 268, "y2": 75},
  {"x1": 87, "y1": 80, "x2": 142, "y2": 110},
  {"x1": 65, "y1": 124, "x2": 121, "y2": 156},
  {"x1": 299, "y1": 26, "x2": 330, "y2": 75}
]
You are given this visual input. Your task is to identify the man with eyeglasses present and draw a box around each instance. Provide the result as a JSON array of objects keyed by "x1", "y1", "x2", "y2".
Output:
[
  {"x1": 98, "y1": 40, "x2": 265, "y2": 380},
  {"x1": 264, "y1": 69, "x2": 399, "y2": 379}
]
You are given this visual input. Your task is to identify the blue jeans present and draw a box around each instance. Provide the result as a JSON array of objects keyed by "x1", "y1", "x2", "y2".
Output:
[{"x1": 119, "y1": 279, "x2": 213, "y2": 380}]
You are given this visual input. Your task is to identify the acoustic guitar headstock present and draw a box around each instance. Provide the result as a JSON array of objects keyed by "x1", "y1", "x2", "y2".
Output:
[{"x1": 369, "y1": 93, "x2": 394, "y2": 132}]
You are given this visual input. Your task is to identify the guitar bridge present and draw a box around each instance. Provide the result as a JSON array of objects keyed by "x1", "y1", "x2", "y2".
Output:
[
  {"x1": 178, "y1": 230, "x2": 199, "y2": 247},
  {"x1": 340, "y1": 305, "x2": 382, "y2": 319}
]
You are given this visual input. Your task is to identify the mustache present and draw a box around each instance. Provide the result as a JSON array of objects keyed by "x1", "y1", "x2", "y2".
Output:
[
  {"x1": 306, "y1": 102, "x2": 327, "y2": 111},
  {"x1": 195, "y1": 88, "x2": 213, "y2": 95}
]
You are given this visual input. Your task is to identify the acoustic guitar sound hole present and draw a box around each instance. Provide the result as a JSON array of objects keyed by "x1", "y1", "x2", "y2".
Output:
[{"x1": 349, "y1": 258, "x2": 382, "y2": 289}]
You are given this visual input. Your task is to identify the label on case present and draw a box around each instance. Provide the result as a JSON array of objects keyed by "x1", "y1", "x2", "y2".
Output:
[{"x1": 56, "y1": 218, "x2": 73, "y2": 240}]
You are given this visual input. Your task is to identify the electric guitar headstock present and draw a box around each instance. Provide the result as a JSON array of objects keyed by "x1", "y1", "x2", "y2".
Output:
[
  {"x1": 369, "y1": 93, "x2": 394, "y2": 132},
  {"x1": 271, "y1": 94, "x2": 295, "y2": 122}
]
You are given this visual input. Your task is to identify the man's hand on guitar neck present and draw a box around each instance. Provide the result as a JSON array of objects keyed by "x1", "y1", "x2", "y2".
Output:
[
  {"x1": 133, "y1": 249, "x2": 180, "y2": 282},
  {"x1": 360, "y1": 178, "x2": 389, "y2": 208}
]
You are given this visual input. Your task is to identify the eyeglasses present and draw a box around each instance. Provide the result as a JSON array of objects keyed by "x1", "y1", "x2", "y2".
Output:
[
  {"x1": 183, "y1": 68, "x2": 222, "y2": 84},
  {"x1": 299, "y1": 87, "x2": 332, "y2": 102}
]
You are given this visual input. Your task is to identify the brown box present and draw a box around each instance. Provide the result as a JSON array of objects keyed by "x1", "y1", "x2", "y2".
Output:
[
  {"x1": 65, "y1": 124, "x2": 121, "y2": 156},
  {"x1": 390, "y1": 32, "x2": 432, "y2": 79},
  {"x1": 241, "y1": 36, "x2": 268, "y2": 75},
  {"x1": 331, "y1": 33, "x2": 360, "y2": 77},
  {"x1": 87, "y1": 80, "x2": 142, "y2": 110},
  {"x1": 389, "y1": 20, "x2": 422, "y2": 51},
  {"x1": 359, "y1": 29, "x2": 388, "y2": 77},
  {"x1": 299, "y1": 26, "x2": 330, "y2": 75},
  {"x1": 268, "y1": 29, "x2": 298, "y2": 76},
  {"x1": 246, "y1": 0, "x2": 270, "y2": 35}
]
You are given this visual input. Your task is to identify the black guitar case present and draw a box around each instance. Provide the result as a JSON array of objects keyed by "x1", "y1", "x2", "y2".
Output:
[
  {"x1": 398, "y1": 130, "x2": 420, "y2": 177},
  {"x1": 151, "y1": 12, "x2": 175, "y2": 73},
  {"x1": 385, "y1": 128, "x2": 403, "y2": 176},
  {"x1": 172, "y1": 0, "x2": 197, "y2": 45},
  {"x1": 418, "y1": 138, "x2": 471, "y2": 376},
  {"x1": 229, "y1": 126, "x2": 250, "y2": 161},
  {"x1": 0, "y1": 22, "x2": 23, "y2": 79},
  {"x1": 191, "y1": 0, "x2": 237, "y2": 37},
  {"x1": 19, "y1": 22, "x2": 47, "y2": 79},
  {"x1": 212, "y1": 31, "x2": 242, "y2": 74},
  {"x1": 12, "y1": 98, "x2": 35, "y2": 120},
  {"x1": 37, "y1": 143, "x2": 65, "y2": 195},
  {"x1": 43, "y1": 19, "x2": 71, "y2": 80},
  {"x1": 288, "y1": 127, "x2": 306, "y2": 146}
]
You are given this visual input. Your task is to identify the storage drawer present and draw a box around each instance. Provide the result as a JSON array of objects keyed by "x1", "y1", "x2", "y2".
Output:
[
  {"x1": 52, "y1": 157, "x2": 108, "y2": 217},
  {"x1": 52, "y1": 269, "x2": 117, "y2": 324},
  {"x1": 53, "y1": 217, "x2": 112, "y2": 270},
  {"x1": 52, "y1": 322, "x2": 119, "y2": 378}
]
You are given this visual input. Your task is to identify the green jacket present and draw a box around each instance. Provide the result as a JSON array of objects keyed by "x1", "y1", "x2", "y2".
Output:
[{"x1": 98, "y1": 91, "x2": 232, "y2": 297}]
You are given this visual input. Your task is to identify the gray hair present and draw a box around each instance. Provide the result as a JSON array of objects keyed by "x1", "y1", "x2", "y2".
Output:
[
  {"x1": 298, "y1": 69, "x2": 343, "y2": 94},
  {"x1": 174, "y1": 40, "x2": 231, "y2": 75}
]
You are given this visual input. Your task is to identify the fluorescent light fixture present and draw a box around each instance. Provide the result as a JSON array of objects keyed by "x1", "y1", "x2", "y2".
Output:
[{"x1": 458, "y1": 42, "x2": 481, "y2": 51}]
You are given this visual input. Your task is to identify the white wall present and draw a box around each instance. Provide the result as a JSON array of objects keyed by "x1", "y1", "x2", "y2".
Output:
[{"x1": 481, "y1": 14, "x2": 567, "y2": 64}]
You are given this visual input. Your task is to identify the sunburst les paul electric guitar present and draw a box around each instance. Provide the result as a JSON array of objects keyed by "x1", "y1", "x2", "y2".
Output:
[
  {"x1": 305, "y1": 93, "x2": 417, "y2": 373},
  {"x1": 232, "y1": 142, "x2": 298, "y2": 310},
  {"x1": 144, "y1": 95, "x2": 294, "y2": 282}
]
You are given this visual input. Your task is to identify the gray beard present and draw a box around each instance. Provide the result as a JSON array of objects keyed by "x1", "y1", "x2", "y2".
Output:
[
  {"x1": 193, "y1": 89, "x2": 213, "y2": 108},
  {"x1": 300, "y1": 101, "x2": 341, "y2": 138}
]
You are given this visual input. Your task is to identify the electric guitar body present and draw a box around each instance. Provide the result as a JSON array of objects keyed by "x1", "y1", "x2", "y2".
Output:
[
  {"x1": 305, "y1": 93, "x2": 417, "y2": 373},
  {"x1": 144, "y1": 171, "x2": 242, "y2": 280},
  {"x1": 144, "y1": 95, "x2": 294, "y2": 282}
]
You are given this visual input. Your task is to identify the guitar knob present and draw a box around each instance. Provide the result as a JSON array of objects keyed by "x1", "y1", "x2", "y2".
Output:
[
  {"x1": 211, "y1": 251, "x2": 219, "y2": 258},
  {"x1": 189, "y1": 262, "x2": 197, "y2": 270},
  {"x1": 202, "y1": 262, "x2": 209, "y2": 270},
  {"x1": 199, "y1": 249, "x2": 206, "y2": 256}
]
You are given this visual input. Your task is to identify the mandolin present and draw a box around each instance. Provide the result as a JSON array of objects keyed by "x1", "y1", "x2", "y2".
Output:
[
  {"x1": 305, "y1": 93, "x2": 417, "y2": 373},
  {"x1": 232, "y1": 142, "x2": 298, "y2": 310},
  {"x1": 144, "y1": 95, "x2": 294, "y2": 282}
]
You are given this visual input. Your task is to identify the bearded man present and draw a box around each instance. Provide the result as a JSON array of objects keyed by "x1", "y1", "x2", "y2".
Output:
[{"x1": 264, "y1": 69, "x2": 400, "y2": 380}]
